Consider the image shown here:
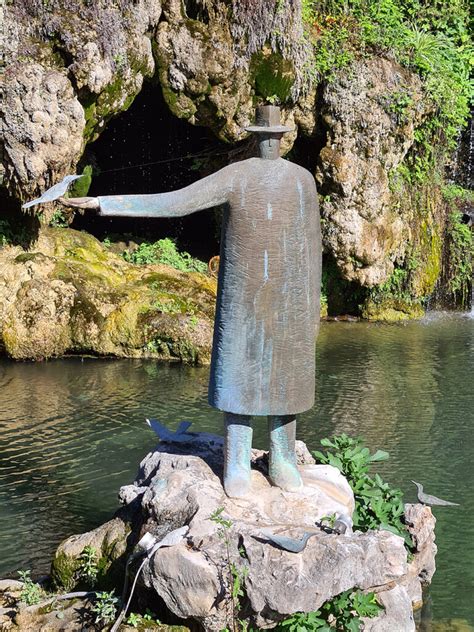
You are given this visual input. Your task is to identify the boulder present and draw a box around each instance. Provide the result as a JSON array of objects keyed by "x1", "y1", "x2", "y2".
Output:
[
  {"x1": 402, "y1": 503, "x2": 437, "y2": 609},
  {"x1": 53, "y1": 434, "x2": 436, "y2": 631},
  {"x1": 1, "y1": 0, "x2": 310, "y2": 206},
  {"x1": 0, "y1": 227, "x2": 216, "y2": 362}
]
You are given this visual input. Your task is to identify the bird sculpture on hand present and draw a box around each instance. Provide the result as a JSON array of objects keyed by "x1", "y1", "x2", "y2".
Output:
[
  {"x1": 412, "y1": 481, "x2": 459, "y2": 506},
  {"x1": 22, "y1": 175, "x2": 84, "y2": 209}
]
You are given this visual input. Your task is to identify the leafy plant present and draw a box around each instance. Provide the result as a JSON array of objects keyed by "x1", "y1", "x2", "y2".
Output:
[
  {"x1": 313, "y1": 434, "x2": 413, "y2": 548},
  {"x1": 277, "y1": 589, "x2": 382, "y2": 631},
  {"x1": 77, "y1": 545, "x2": 99, "y2": 587},
  {"x1": 123, "y1": 238, "x2": 207, "y2": 273},
  {"x1": 368, "y1": 267, "x2": 412, "y2": 304},
  {"x1": 49, "y1": 209, "x2": 69, "y2": 228},
  {"x1": 126, "y1": 612, "x2": 141, "y2": 628},
  {"x1": 126, "y1": 610, "x2": 161, "y2": 627},
  {"x1": 209, "y1": 508, "x2": 248, "y2": 632},
  {"x1": 18, "y1": 570, "x2": 43, "y2": 605},
  {"x1": 301, "y1": 0, "x2": 472, "y2": 182},
  {"x1": 90, "y1": 590, "x2": 119, "y2": 626},
  {"x1": 445, "y1": 209, "x2": 473, "y2": 306},
  {"x1": 151, "y1": 298, "x2": 182, "y2": 315},
  {"x1": 384, "y1": 89, "x2": 414, "y2": 123}
]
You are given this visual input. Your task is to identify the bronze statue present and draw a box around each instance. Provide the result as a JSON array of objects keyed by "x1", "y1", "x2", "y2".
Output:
[{"x1": 61, "y1": 105, "x2": 322, "y2": 498}]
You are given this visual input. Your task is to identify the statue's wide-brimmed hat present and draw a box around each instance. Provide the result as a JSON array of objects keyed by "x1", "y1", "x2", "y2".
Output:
[{"x1": 245, "y1": 105, "x2": 293, "y2": 134}]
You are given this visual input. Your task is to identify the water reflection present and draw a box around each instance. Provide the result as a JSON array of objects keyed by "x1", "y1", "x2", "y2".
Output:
[{"x1": 0, "y1": 314, "x2": 472, "y2": 625}]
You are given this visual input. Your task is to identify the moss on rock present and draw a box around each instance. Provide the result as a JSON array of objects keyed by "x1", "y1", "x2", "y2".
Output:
[
  {"x1": 50, "y1": 550, "x2": 80, "y2": 592},
  {"x1": 361, "y1": 297, "x2": 424, "y2": 322},
  {"x1": 408, "y1": 211, "x2": 443, "y2": 300},
  {"x1": 67, "y1": 165, "x2": 93, "y2": 198},
  {"x1": 0, "y1": 228, "x2": 216, "y2": 362},
  {"x1": 250, "y1": 45, "x2": 296, "y2": 103},
  {"x1": 51, "y1": 516, "x2": 132, "y2": 592}
]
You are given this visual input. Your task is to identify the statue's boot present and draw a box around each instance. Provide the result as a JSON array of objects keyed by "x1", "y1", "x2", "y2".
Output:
[
  {"x1": 224, "y1": 413, "x2": 253, "y2": 498},
  {"x1": 268, "y1": 415, "x2": 303, "y2": 492}
]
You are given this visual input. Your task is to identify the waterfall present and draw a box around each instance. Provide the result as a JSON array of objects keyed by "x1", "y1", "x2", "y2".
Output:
[
  {"x1": 468, "y1": 115, "x2": 474, "y2": 191},
  {"x1": 465, "y1": 112, "x2": 474, "y2": 314}
]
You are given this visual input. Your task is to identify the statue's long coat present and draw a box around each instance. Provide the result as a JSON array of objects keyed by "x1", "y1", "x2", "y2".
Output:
[{"x1": 99, "y1": 157, "x2": 321, "y2": 416}]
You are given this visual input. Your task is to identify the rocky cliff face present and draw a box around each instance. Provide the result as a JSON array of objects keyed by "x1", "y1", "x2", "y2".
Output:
[
  {"x1": 0, "y1": 0, "x2": 470, "y2": 347},
  {"x1": 317, "y1": 57, "x2": 427, "y2": 287}
]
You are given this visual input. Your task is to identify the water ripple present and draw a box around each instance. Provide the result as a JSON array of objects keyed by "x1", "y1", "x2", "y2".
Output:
[{"x1": 0, "y1": 316, "x2": 473, "y2": 624}]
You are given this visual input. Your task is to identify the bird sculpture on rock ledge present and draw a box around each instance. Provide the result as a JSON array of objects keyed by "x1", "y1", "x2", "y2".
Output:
[
  {"x1": 261, "y1": 530, "x2": 317, "y2": 553},
  {"x1": 412, "y1": 481, "x2": 459, "y2": 506},
  {"x1": 146, "y1": 419, "x2": 193, "y2": 443}
]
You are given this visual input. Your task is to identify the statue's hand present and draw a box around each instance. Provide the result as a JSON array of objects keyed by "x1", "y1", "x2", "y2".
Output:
[{"x1": 59, "y1": 196, "x2": 99, "y2": 210}]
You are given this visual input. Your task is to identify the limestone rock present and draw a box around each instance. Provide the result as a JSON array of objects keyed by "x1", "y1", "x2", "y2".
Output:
[
  {"x1": 118, "y1": 435, "x2": 405, "y2": 630},
  {"x1": 363, "y1": 584, "x2": 415, "y2": 632},
  {"x1": 52, "y1": 435, "x2": 437, "y2": 631},
  {"x1": 316, "y1": 57, "x2": 428, "y2": 287},
  {"x1": 51, "y1": 514, "x2": 132, "y2": 591},
  {"x1": 14, "y1": 600, "x2": 89, "y2": 632},
  {"x1": 402, "y1": 503, "x2": 437, "y2": 609},
  {"x1": 2, "y1": 0, "x2": 161, "y2": 202},
  {"x1": 155, "y1": 2, "x2": 309, "y2": 143},
  {"x1": 1, "y1": 62, "x2": 85, "y2": 207},
  {"x1": 1, "y1": 0, "x2": 310, "y2": 205},
  {"x1": 0, "y1": 228, "x2": 216, "y2": 361},
  {"x1": 0, "y1": 579, "x2": 23, "y2": 593}
]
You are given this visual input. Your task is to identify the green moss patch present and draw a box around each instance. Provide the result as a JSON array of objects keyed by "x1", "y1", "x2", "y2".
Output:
[
  {"x1": 362, "y1": 297, "x2": 424, "y2": 322},
  {"x1": 250, "y1": 46, "x2": 296, "y2": 103},
  {"x1": 1, "y1": 228, "x2": 216, "y2": 362}
]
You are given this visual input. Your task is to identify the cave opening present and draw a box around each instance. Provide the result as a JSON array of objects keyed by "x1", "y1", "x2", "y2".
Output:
[
  {"x1": 72, "y1": 81, "x2": 324, "y2": 264},
  {"x1": 72, "y1": 82, "x2": 237, "y2": 262}
]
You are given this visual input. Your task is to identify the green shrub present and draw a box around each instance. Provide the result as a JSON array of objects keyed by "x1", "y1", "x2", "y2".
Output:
[
  {"x1": 123, "y1": 238, "x2": 207, "y2": 273},
  {"x1": 313, "y1": 434, "x2": 413, "y2": 548},
  {"x1": 18, "y1": 570, "x2": 43, "y2": 605},
  {"x1": 49, "y1": 209, "x2": 69, "y2": 228},
  {"x1": 277, "y1": 588, "x2": 382, "y2": 631},
  {"x1": 77, "y1": 545, "x2": 99, "y2": 587},
  {"x1": 90, "y1": 590, "x2": 119, "y2": 626}
]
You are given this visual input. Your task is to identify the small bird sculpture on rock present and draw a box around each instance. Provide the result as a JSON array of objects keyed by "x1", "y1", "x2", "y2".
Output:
[
  {"x1": 22, "y1": 175, "x2": 84, "y2": 209},
  {"x1": 260, "y1": 530, "x2": 317, "y2": 553},
  {"x1": 412, "y1": 481, "x2": 459, "y2": 506},
  {"x1": 146, "y1": 419, "x2": 193, "y2": 443}
]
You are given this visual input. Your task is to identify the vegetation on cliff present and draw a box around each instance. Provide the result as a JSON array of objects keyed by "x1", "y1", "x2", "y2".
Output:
[{"x1": 302, "y1": 0, "x2": 472, "y2": 314}]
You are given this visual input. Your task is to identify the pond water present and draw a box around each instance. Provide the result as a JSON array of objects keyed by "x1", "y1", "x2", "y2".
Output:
[{"x1": 0, "y1": 314, "x2": 473, "y2": 627}]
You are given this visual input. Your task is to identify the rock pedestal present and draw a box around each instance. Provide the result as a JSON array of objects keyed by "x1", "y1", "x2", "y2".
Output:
[{"x1": 51, "y1": 434, "x2": 437, "y2": 632}]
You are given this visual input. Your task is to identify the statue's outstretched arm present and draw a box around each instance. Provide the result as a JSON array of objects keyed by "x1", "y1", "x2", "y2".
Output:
[{"x1": 59, "y1": 164, "x2": 233, "y2": 216}]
